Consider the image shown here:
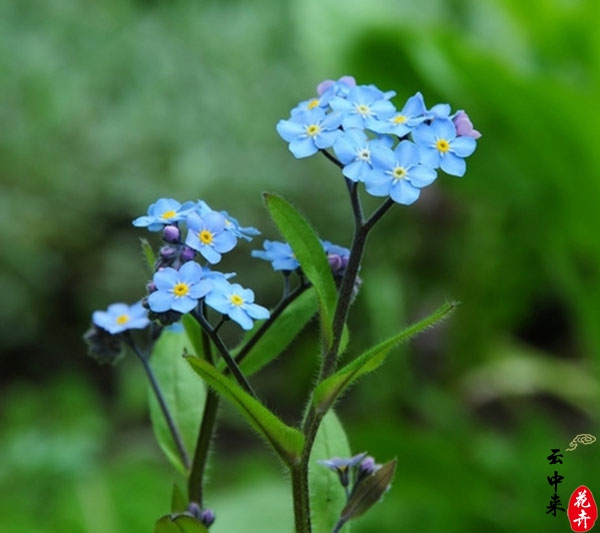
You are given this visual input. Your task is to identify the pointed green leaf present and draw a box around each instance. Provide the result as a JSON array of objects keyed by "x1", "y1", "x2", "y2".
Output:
[
  {"x1": 148, "y1": 329, "x2": 206, "y2": 474},
  {"x1": 140, "y1": 237, "x2": 156, "y2": 273},
  {"x1": 264, "y1": 193, "x2": 339, "y2": 348},
  {"x1": 181, "y1": 313, "x2": 206, "y2": 362},
  {"x1": 234, "y1": 288, "x2": 318, "y2": 376},
  {"x1": 171, "y1": 483, "x2": 187, "y2": 514},
  {"x1": 154, "y1": 514, "x2": 208, "y2": 533},
  {"x1": 309, "y1": 410, "x2": 352, "y2": 533},
  {"x1": 313, "y1": 301, "x2": 458, "y2": 414},
  {"x1": 340, "y1": 459, "x2": 397, "y2": 523},
  {"x1": 186, "y1": 355, "x2": 304, "y2": 466}
]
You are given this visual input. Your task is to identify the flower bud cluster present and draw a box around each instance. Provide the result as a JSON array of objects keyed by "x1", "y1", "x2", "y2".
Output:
[{"x1": 277, "y1": 76, "x2": 480, "y2": 205}]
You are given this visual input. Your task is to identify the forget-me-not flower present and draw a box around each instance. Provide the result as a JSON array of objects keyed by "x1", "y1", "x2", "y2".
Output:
[
  {"x1": 365, "y1": 140, "x2": 437, "y2": 205},
  {"x1": 132, "y1": 198, "x2": 195, "y2": 231},
  {"x1": 329, "y1": 85, "x2": 396, "y2": 130},
  {"x1": 333, "y1": 129, "x2": 392, "y2": 183},
  {"x1": 368, "y1": 92, "x2": 427, "y2": 137},
  {"x1": 148, "y1": 261, "x2": 212, "y2": 314},
  {"x1": 251, "y1": 240, "x2": 300, "y2": 271},
  {"x1": 205, "y1": 281, "x2": 269, "y2": 330},
  {"x1": 277, "y1": 107, "x2": 343, "y2": 158},
  {"x1": 185, "y1": 211, "x2": 237, "y2": 264},
  {"x1": 412, "y1": 118, "x2": 477, "y2": 177},
  {"x1": 92, "y1": 301, "x2": 150, "y2": 335}
]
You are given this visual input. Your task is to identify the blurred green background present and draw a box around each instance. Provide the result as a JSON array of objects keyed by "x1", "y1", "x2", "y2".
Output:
[{"x1": 2, "y1": 0, "x2": 599, "y2": 531}]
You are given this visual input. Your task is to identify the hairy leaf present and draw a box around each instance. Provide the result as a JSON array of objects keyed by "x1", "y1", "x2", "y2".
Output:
[
  {"x1": 313, "y1": 301, "x2": 458, "y2": 414},
  {"x1": 186, "y1": 355, "x2": 304, "y2": 466}
]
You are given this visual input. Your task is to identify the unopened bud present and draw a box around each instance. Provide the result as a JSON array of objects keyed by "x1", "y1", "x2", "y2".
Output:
[
  {"x1": 163, "y1": 225, "x2": 180, "y2": 243},
  {"x1": 180, "y1": 246, "x2": 196, "y2": 262}
]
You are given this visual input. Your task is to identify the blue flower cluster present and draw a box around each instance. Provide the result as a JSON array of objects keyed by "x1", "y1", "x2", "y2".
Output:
[
  {"x1": 92, "y1": 198, "x2": 269, "y2": 332},
  {"x1": 252, "y1": 239, "x2": 350, "y2": 277},
  {"x1": 277, "y1": 76, "x2": 481, "y2": 205}
]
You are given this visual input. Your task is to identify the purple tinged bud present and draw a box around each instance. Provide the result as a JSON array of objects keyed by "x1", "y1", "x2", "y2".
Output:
[
  {"x1": 328, "y1": 254, "x2": 344, "y2": 273},
  {"x1": 453, "y1": 110, "x2": 482, "y2": 139},
  {"x1": 180, "y1": 246, "x2": 196, "y2": 262},
  {"x1": 163, "y1": 224, "x2": 180, "y2": 243},
  {"x1": 200, "y1": 508, "x2": 216, "y2": 527},
  {"x1": 186, "y1": 502, "x2": 202, "y2": 519},
  {"x1": 159, "y1": 246, "x2": 177, "y2": 259},
  {"x1": 358, "y1": 456, "x2": 378, "y2": 477}
]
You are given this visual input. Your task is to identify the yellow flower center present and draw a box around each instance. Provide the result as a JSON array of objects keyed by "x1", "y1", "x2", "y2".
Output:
[
  {"x1": 173, "y1": 282, "x2": 190, "y2": 297},
  {"x1": 355, "y1": 103, "x2": 371, "y2": 116},
  {"x1": 199, "y1": 230, "x2": 213, "y2": 244},
  {"x1": 230, "y1": 294, "x2": 244, "y2": 306},
  {"x1": 436, "y1": 139, "x2": 450, "y2": 153},
  {"x1": 161, "y1": 209, "x2": 177, "y2": 220},
  {"x1": 305, "y1": 124, "x2": 321, "y2": 137},
  {"x1": 116, "y1": 314, "x2": 130, "y2": 325},
  {"x1": 307, "y1": 98, "x2": 320, "y2": 110},
  {"x1": 392, "y1": 167, "x2": 407, "y2": 180},
  {"x1": 393, "y1": 114, "x2": 407, "y2": 124}
]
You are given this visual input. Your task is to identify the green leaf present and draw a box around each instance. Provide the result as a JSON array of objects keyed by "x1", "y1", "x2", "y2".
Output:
[
  {"x1": 313, "y1": 301, "x2": 458, "y2": 414},
  {"x1": 148, "y1": 329, "x2": 206, "y2": 474},
  {"x1": 235, "y1": 288, "x2": 318, "y2": 376},
  {"x1": 171, "y1": 483, "x2": 187, "y2": 514},
  {"x1": 339, "y1": 460, "x2": 397, "y2": 523},
  {"x1": 264, "y1": 193, "x2": 339, "y2": 349},
  {"x1": 181, "y1": 313, "x2": 206, "y2": 362},
  {"x1": 140, "y1": 237, "x2": 156, "y2": 273},
  {"x1": 186, "y1": 355, "x2": 304, "y2": 466},
  {"x1": 154, "y1": 514, "x2": 208, "y2": 533},
  {"x1": 309, "y1": 410, "x2": 352, "y2": 533}
]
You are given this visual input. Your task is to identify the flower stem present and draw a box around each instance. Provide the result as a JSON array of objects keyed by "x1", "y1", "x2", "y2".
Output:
[
  {"x1": 188, "y1": 388, "x2": 220, "y2": 505},
  {"x1": 192, "y1": 309, "x2": 258, "y2": 399},
  {"x1": 124, "y1": 335, "x2": 191, "y2": 470},
  {"x1": 234, "y1": 281, "x2": 309, "y2": 367}
]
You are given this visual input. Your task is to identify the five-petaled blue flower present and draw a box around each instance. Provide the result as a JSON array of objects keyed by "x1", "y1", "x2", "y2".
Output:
[
  {"x1": 251, "y1": 240, "x2": 300, "y2": 271},
  {"x1": 412, "y1": 118, "x2": 477, "y2": 177},
  {"x1": 185, "y1": 211, "x2": 237, "y2": 264},
  {"x1": 368, "y1": 92, "x2": 427, "y2": 137},
  {"x1": 148, "y1": 261, "x2": 212, "y2": 314},
  {"x1": 365, "y1": 140, "x2": 437, "y2": 205},
  {"x1": 205, "y1": 281, "x2": 270, "y2": 330},
  {"x1": 132, "y1": 198, "x2": 195, "y2": 231},
  {"x1": 92, "y1": 301, "x2": 150, "y2": 334},
  {"x1": 276, "y1": 107, "x2": 343, "y2": 158},
  {"x1": 329, "y1": 85, "x2": 396, "y2": 130},
  {"x1": 333, "y1": 130, "x2": 392, "y2": 183}
]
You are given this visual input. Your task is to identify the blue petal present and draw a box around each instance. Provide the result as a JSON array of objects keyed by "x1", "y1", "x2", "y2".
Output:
[
  {"x1": 245, "y1": 303, "x2": 270, "y2": 320},
  {"x1": 200, "y1": 245, "x2": 222, "y2": 264},
  {"x1": 451, "y1": 136, "x2": 477, "y2": 157},
  {"x1": 440, "y1": 153, "x2": 467, "y2": 177},
  {"x1": 390, "y1": 180, "x2": 420, "y2": 205},
  {"x1": 276, "y1": 119, "x2": 305, "y2": 142},
  {"x1": 289, "y1": 137, "x2": 318, "y2": 158},
  {"x1": 229, "y1": 307, "x2": 253, "y2": 330},
  {"x1": 408, "y1": 165, "x2": 437, "y2": 188},
  {"x1": 153, "y1": 268, "x2": 178, "y2": 291},
  {"x1": 364, "y1": 175, "x2": 392, "y2": 197},
  {"x1": 171, "y1": 296, "x2": 197, "y2": 314},
  {"x1": 148, "y1": 291, "x2": 174, "y2": 313}
]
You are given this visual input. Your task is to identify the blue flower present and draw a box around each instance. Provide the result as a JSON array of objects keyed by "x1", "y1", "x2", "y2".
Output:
[
  {"x1": 185, "y1": 211, "x2": 237, "y2": 264},
  {"x1": 364, "y1": 140, "x2": 437, "y2": 205},
  {"x1": 412, "y1": 118, "x2": 477, "y2": 177},
  {"x1": 220, "y1": 211, "x2": 260, "y2": 241},
  {"x1": 147, "y1": 261, "x2": 212, "y2": 314},
  {"x1": 276, "y1": 107, "x2": 343, "y2": 158},
  {"x1": 132, "y1": 198, "x2": 195, "y2": 231},
  {"x1": 368, "y1": 92, "x2": 427, "y2": 137},
  {"x1": 92, "y1": 301, "x2": 150, "y2": 334},
  {"x1": 329, "y1": 85, "x2": 396, "y2": 130},
  {"x1": 317, "y1": 452, "x2": 368, "y2": 488},
  {"x1": 333, "y1": 130, "x2": 392, "y2": 182},
  {"x1": 205, "y1": 281, "x2": 270, "y2": 330},
  {"x1": 251, "y1": 240, "x2": 300, "y2": 271}
]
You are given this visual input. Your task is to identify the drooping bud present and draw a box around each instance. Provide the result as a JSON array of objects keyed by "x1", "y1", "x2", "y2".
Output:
[{"x1": 200, "y1": 508, "x2": 216, "y2": 527}]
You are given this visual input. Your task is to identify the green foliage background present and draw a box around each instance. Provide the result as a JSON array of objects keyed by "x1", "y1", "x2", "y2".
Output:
[{"x1": 1, "y1": 0, "x2": 599, "y2": 531}]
